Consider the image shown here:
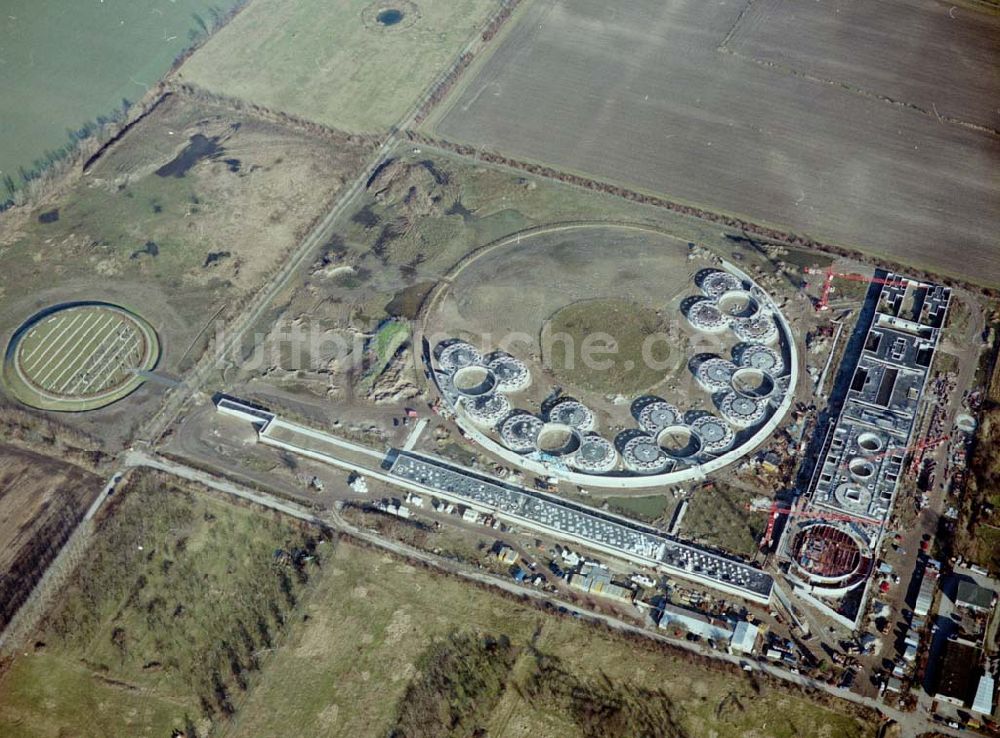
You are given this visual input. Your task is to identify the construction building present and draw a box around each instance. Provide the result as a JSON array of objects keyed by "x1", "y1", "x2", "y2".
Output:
[{"x1": 778, "y1": 273, "x2": 951, "y2": 628}]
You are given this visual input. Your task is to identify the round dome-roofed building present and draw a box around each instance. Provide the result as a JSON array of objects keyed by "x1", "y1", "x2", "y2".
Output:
[
  {"x1": 686, "y1": 299, "x2": 729, "y2": 333},
  {"x1": 486, "y1": 351, "x2": 531, "y2": 392},
  {"x1": 700, "y1": 269, "x2": 743, "y2": 298},
  {"x1": 547, "y1": 399, "x2": 596, "y2": 432},
  {"x1": 638, "y1": 400, "x2": 682, "y2": 434},
  {"x1": 719, "y1": 392, "x2": 768, "y2": 428},
  {"x1": 571, "y1": 434, "x2": 618, "y2": 473},
  {"x1": 438, "y1": 341, "x2": 483, "y2": 371},
  {"x1": 735, "y1": 343, "x2": 784, "y2": 376},
  {"x1": 622, "y1": 434, "x2": 671, "y2": 474},
  {"x1": 499, "y1": 412, "x2": 544, "y2": 453},
  {"x1": 695, "y1": 358, "x2": 738, "y2": 393},
  {"x1": 692, "y1": 415, "x2": 735, "y2": 455},
  {"x1": 464, "y1": 393, "x2": 511, "y2": 426}
]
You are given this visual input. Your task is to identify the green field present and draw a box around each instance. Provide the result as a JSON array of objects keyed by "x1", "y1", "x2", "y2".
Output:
[
  {"x1": 0, "y1": 475, "x2": 877, "y2": 737},
  {"x1": 604, "y1": 493, "x2": 678, "y2": 524},
  {"x1": 0, "y1": 0, "x2": 244, "y2": 190},
  {"x1": 4, "y1": 304, "x2": 159, "y2": 412},
  {"x1": 679, "y1": 482, "x2": 767, "y2": 560},
  {"x1": 178, "y1": 0, "x2": 498, "y2": 131},
  {"x1": 0, "y1": 473, "x2": 323, "y2": 738},
  {"x1": 544, "y1": 298, "x2": 669, "y2": 396},
  {"x1": 221, "y1": 540, "x2": 877, "y2": 738}
]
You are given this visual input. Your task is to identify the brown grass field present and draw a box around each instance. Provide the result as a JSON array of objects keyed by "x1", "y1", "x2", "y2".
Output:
[
  {"x1": 0, "y1": 91, "x2": 371, "y2": 440},
  {"x1": 0, "y1": 444, "x2": 101, "y2": 631},
  {"x1": 178, "y1": 0, "x2": 498, "y2": 132},
  {"x1": 724, "y1": 0, "x2": 1000, "y2": 132},
  {"x1": 433, "y1": 0, "x2": 1000, "y2": 286},
  {"x1": 221, "y1": 540, "x2": 878, "y2": 738}
]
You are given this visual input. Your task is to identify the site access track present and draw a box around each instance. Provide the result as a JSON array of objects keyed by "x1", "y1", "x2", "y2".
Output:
[{"x1": 121, "y1": 449, "x2": 959, "y2": 738}]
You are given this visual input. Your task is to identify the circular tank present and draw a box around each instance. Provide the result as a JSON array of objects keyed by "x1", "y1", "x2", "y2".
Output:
[
  {"x1": 438, "y1": 341, "x2": 483, "y2": 371},
  {"x1": 622, "y1": 434, "x2": 671, "y2": 474},
  {"x1": 717, "y1": 290, "x2": 761, "y2": 319},
  {"x1": 848, "y1": 457, "x2": 876, "y2": 481},
  {"x1": 451, "y1": 365, "x2": 497, "y2": 397},
  {"x1": 700, "y1": 269, "x2": 743, "y2": 298},
  {"x1": 719, "y1": 392, "x2": 768, "y2": 428},
  {"x1": 638, "y1": 400, "x2": 682, "y2": 434},
  {"x1": 687, "y1": 299, "x2": 729, "y2": 333},
  {"x1": 547, "y1": 399, "x2": 596, "y2": 432},
  {"x1": 856, "y1": 432, "x2": 884, "y2": 454},
  {"x1": 691, "y1": 415, "x2": 735, "y2": 454},
  {"x1": 464, "y1": 393, "x2": 511, "y2": 426},
  {"x1": 486, "y1": 352, "x2": 531, "y2": 393},
  {"x1": 535, "y1": 423, "x2": 582, "y2": 456},
  {"x1": 731, "y1": 314, "x2": 779, "y2": 345},
  {"x1": 736, "y1": 343, "x2": 784, "y2": 376},
  {"x1": 657, "y1": 424, "x2": 703, "y2": 459},
  {"x1": 792, "y1": 524, "x2": 868, "y2": 585},
  {"x1": 731, "y1": 367, "x2": 776, "y2": 399},
  {"x1": 499, "y1": 412, "x2": 544, "y2": 453},
  {"x1": 695, "y1": 358, "x2": 738, "y2": 392},
  {"x1": 571, "y1": 434, "x2": 618, "y2": 473}
]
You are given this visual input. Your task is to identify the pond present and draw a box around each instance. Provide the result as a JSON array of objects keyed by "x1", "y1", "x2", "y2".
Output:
[{"x1": 376, "y1": 8, "x2": 404, "y2": 26}]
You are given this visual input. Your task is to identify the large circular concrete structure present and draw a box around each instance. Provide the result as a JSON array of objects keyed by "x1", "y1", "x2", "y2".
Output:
[
  {"x1": 791, "y1": 523, "x2": 872, "y2": 595},
  {"x1": 3, "y1": 301, "x2": 160, "y2": 412},
  {"x1": 571, "y1": 434, "x2": 618, "y2": 473},
  {"x1": 636, "y1": 400, "x2": 682, "y2": 434},
  {"x1": 499, "y1": 412, "x2": 544, "y2": 452},
  {"x1": 422, "y1": 224, "x2": 798, "y2": 489}
]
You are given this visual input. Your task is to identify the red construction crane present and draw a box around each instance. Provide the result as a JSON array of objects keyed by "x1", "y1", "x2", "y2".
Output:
[
  {"x1": 749, "y1": 499, "x2": 876, "y2": 551},
  {"x1": 804, "y1": 266, "x2": 901, "y2": 311},
  {"x1": 907, "y1": 433, "x2": 950, "y2": 475}
]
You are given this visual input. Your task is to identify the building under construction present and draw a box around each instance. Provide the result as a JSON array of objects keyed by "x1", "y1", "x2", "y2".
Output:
[{"x1": 779, "y1": 271, "x2": 950, "y2": 629}]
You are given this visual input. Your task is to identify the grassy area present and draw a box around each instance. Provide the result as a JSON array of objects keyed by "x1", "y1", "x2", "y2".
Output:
[
  {"x1": 0, "y1": 0, "x2": 244, "y2": 192},
  {"x1": 931, "y1": 351, "x2": 960, "y2": 376},
  {"x1": 679, "y1": 483, "x2": 766, "y2": 559},
  {"x1": 604, "y1": 494, "x2": 678, "y2": 525},
  {"x1": 360, "y1": 320, "x2": 411, "y2": 391},
  {"x1": 0, "y1": 474, "x2": 876, "y2": 737},
  {"x1": 543, "y1": 298, "x2": 669, "y2": 396},
  {"x1": 0, "y1": 92, "x2": 370, "y2": 389},
  {"x1": 220, "y1": 540, "x2": 877, "y2": 738},
  {"x1": 957, "y1": 404, "x2": 1000, "y2": 572},
  {"x1": 0, "y1": 472, "x2": 326, "y2": 737},
  {"x1": 179, "y1": 0, "x2": 498, "y2": 132}
]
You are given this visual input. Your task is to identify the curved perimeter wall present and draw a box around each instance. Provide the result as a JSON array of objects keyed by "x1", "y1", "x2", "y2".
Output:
[{"x1": 423, "y1": 226, "x2": 799, "y2": 489}]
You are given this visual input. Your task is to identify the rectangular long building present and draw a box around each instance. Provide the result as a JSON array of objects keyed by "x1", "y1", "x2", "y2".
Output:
[
  {"x1": 390, "y1": 451, "x2": 773, "y2": 604},
  {"x1": 781, "y1": 272, "x2": 951, "y2": 628}
]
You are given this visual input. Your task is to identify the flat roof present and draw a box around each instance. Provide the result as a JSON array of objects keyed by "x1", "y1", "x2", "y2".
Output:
[{"x1": 390, "y1": 451, "x2": 773, "y2": 602}]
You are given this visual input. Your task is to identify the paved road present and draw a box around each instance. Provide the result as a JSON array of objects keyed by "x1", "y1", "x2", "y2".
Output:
[{"x1": 124, "y1": 449, "x2": 968, "y2": 738}]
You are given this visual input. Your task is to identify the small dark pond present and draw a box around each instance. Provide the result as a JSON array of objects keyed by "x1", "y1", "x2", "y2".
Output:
[{"x1": 377, "y1": 8, "x2": 404, "y2": 25}]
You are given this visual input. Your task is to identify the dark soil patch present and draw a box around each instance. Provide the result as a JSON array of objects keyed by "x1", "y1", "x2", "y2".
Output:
[
  {"x1": 156, "y1": 134, "x2": 224, "y2": 178},
  {"x1": 130, "y1": 240, "x2": 159, "y2": 259},
  {"x1": 204, "y1": 251, "x2": 231, "y2": 267},
  {"x1": 385, "y1": 281, "x2": 435, "y2": 319}
]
